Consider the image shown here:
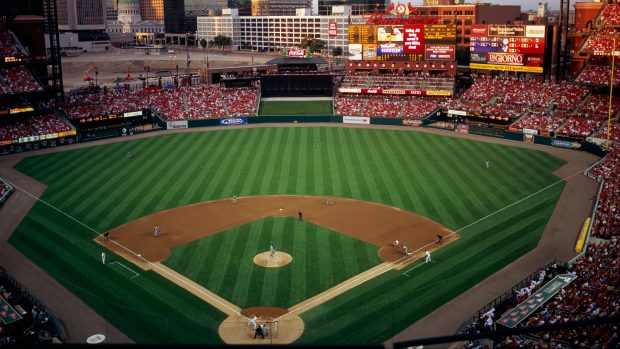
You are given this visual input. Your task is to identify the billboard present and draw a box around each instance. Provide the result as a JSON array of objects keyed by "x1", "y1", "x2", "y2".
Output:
[
  {"x1": 470, "y1": 25, "x2": 546, "y2": 73},
  {"x1": 349, "y1": 24, "x2": 455, "y2": 62}
]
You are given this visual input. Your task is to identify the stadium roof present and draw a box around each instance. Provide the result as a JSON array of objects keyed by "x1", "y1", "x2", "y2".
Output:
[{"x1": 266, "y1": 57, "x2": 328, "y2": 65}]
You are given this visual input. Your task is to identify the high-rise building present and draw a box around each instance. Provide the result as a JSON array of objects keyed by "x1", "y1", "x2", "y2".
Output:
[
  {"x1": 318, "y1": 0, "x2": 386, "y2": 15},
  {"x1": 164, "y1": 0, "x2": 185, "y2": 33},
  {"x1": 228, "y1": 0, "x2": 252, "y2": 16},
  {"x1": 141, "y1": 0, "x2": 164, "y2": 21},
  {"x1": 251, "y1": 0, "x2": 313, "y2": 16},
  {"x1": 184, "y1": 0, "x2": 228, "y2": 32},
  {"x1": 56, "y1": 0, "x2": 106, "y2": 31},
  {"x1": 104, "y1": 0, "x2": 118, "y2": 21}
]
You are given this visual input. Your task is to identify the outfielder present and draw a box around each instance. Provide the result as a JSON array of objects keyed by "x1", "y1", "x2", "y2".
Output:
[{"x1": 101, "y1": 252, "x2": 106, "y2": 264}]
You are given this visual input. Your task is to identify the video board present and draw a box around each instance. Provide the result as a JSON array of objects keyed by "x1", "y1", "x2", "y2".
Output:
[
  {"x1": 469, "y1": 25, "x2": 546, "y2": 73},
  {"x1": 348, "y1": 24, "x2": 455, "y2": 62}
]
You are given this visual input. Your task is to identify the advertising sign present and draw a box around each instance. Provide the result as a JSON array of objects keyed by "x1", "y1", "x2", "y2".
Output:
[
  {"x1": 123, "y1": 110, "x2": 143, "y2": 117},
  {"x1": 425, "y1": 45, "x2": 455, "y2": 60},
  {"x1": 349, "y1": 44, "x2": 362, "y2": 60},
  {"x1": 470, "y1": 24, "x2": 545, "y2": 73},
  {"x1": 363, "y1": 44, "x2": 377, "y2": 60},
  {"x1": 403, "y1": 119, "x2": 423, "y2": 126},
  {"x1": 377, "y1": 26, "x2": 404, "y2": 55},
  {"x1": 328, "y1": 22, "x2": 338, "y2": 37},
  {"x1": 343, "y1": 116, "x2": 370, "y2": 125},
  {"x1": 403, "y1": 25, "x2": 424, "y2": 54},
  {"x1": 167, "y1": 120, "x2": 188, "y2": 129},
  {"x1": 220, "y1": 117, "x2": 248, "y2": 126}
]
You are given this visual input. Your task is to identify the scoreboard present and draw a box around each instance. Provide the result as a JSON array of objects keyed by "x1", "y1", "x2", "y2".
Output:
[
  {"x1": 470, "y1": 25, "x2": 546, "y2": 73},
  {"x1": 348, "y1": 24, "x2": 455, "y2": 62}
]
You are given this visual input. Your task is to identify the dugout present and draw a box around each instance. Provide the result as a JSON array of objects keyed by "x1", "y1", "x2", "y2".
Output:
[{"x1": 261, "y1": 57, "x2": 334, "y2": 97}]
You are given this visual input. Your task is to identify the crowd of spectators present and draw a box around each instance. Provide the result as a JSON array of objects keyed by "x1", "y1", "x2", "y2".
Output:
[
  {"x1": 592, "y1": 120, "x2": 620, "y2": 141},
  {"x1": 221, "y1": 87, "x2": 259, "y2": 117},
  {"x1": 577, "y1": 94, "x2": 620, "y2": 119},
  {"x1": 183, "y1": 85, "x2": 227, "y2": 119},
  {"x1": 495, "y1": 242, "x2": 619, "y2": 348},
  {"x1": 0, "y1": 31, "x2": 25, "y2": 58},
  {"x1": 0, "y1": 67, "x2": 41, "y2": 95},
  {"x1": 576, "y1": 64, "x2": 620, "y2": 86},
  {"x1": 556, "y1": 118, "x2": 602, "y2": 138},
  {"x1": 512, "y1": 114, "x2": 565, "y2": 133},
  {"x1": 334, "y1": 94, "x2": 367, "y2": 116},
  {"x1": 62, "y1": 85, "x2": 259, "y2": 120},
  {"x1": 340, "y1": 73, "x2": 454, "y2": 91},
  {"x1": 334, "y1": 93, "x2": 443, "y2": 118},
  {"x1": 588, "y1": 148, "x2": 619, "y2": 239},
  {"x1": 0, "y1": 114, "x2": 73, "y2": 142},
  {"x1": 596, "y1": 2, "x2": 620, "y2": 27},
  {"x1": 0, "y1": 269, "x2": 61, "y2": 345}
]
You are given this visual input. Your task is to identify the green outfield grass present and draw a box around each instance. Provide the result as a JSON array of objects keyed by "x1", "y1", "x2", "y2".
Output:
[
  {"x1": 9, "y1": 127, "x2": 567, "y2": 344},
  {"x1": 163, "y1": 217, "x2": 382, "y2": 309},
  {"x1": 258, "y1": 100, "x2": 333, "y2": 115}
]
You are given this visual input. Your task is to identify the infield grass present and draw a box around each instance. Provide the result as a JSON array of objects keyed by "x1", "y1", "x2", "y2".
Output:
[
  {"x1": 10, "y1": 127, "x2": 567, "y2": 344},
  {"x1": 163, "y1": 217, "x2": 382, "y2": 309},
  {"x1": 258, "y1": 100, "x2": 333, "y2": 115}
]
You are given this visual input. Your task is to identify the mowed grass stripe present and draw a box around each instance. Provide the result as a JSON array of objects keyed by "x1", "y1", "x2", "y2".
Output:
[
  {"x1": 188, "y1": 130, "x2": 234, "y2": 203},
  {"x1": 163, "y1": 217, "x2": 381, "y2": 308},
  {"x1": 349, "y1": 130, "x2": 383, "y2": 203}
]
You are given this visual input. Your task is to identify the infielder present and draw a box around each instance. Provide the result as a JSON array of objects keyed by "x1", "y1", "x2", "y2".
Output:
[
  {"x1": 232, "y1": 195, "x2": 238, "y2": 204},
  {"x1": 326, "y1": 197, "x2": 333, "y2": 206},
  {"x1": 425, "y1": 250, "x2": 432, "y2": 263},
  {"x1": 154, "y1": 225, "x2": 160, "y2": 237}
]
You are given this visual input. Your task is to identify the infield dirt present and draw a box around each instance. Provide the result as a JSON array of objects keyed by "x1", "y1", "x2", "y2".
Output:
[{"x1": 98, "y1": 195, "x2": 457, "y2": 343}]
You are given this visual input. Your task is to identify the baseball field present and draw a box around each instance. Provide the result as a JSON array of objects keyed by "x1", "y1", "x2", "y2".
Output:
[{"x1": 6, "y1": 126, "x2": 568, "y2": 344}]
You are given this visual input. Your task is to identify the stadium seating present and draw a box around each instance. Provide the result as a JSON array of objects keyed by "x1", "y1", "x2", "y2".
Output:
[
  {"x1": 334, "y1": 94, "x2": 367, "y2": 116},
  {"x1": 591, "y1": 120, "x2": 620, "y2": 141},
  {"x1": 0, "y1": 31, "x2": 25, "y2": 58},
  {"x1": 184, "y1": 85, "x2": 226, "y2": 119},
  {"x1": 576, "y1": 64, "x2": 620, "y2": 86},
  {"x1": 0, "y1": 67, "x2": 41, "y2": 95},
  {"x1": 494, "y1": 242, "x2": 619, "y2": 348},
  {"x1": 0, "y1": 114, "x2": 73, "y2": 142},
  {"x1": 589, "y1": 148, "x2": 619, "y2": 239},
  {"x1": 556, "y1": 118, "x2": 602, "y2": 138},
  {"x1": 0, "y1": 268, "x2": 61, "y2": 345},
  {"x1": 512, "y1": 113, "x2": 565, "y2": 132},
  {"x1": 221, "y1": 87, "x2": 259, "y2": 117},
  {"x1": 597, "y1": 2, "x2": 620, "y2": 27},
  {"x1": 577, "y1": 94, "x2": 620, "y2": 120}
]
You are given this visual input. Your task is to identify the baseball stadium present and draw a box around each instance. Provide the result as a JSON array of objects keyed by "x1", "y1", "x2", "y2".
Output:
[{"x1": 0, "y1": 1, "x2": 619, "y2": 348}]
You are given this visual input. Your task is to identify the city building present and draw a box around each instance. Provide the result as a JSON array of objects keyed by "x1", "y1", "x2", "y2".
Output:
[
  {"x1": 57, "y1": 0, "x2": 106, "y2": 31},
  {"x1": 106, "y1": 0, "x2": 164, "y2": 45},
  {"x1": 104, "y1": 0, "x2": 118, "y2": 21},
  {"x1": 198, "y1": 7, "x2": 352, "y2": 54},
  {"x1": 251, "y1": 0, "x2": 314, "y2": 16},
  {"x1": 318, "y1": 0, "x2": 387, "y2": 15},
  {"x1": 184, "y1": 0, "x2": 228, "y2": 32},
  {"x1": 164, "y1": 0, "x2": 186, "y2": 33},
  {"x1": 141, "y1": 0, "x2": 164, "y2": 21}
]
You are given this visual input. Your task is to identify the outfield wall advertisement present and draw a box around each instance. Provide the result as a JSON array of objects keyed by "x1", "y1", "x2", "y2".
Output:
[
  {"x1": 343, "y1": 116, "x2": 370, "y2": 124},
  {"x1": 470, "y1": 25, "x2": 546, "y2": 73},
  {"x1": 339, "y1": 87, "x2": 451, "y2": 96},
  {"x1": 349, "y1": 24, "x2": 455, "y2": 62}
]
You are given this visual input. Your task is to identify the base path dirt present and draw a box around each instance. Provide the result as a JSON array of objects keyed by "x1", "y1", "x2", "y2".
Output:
[{"x1": 101, "y1": 195, "x2": 455, "y2": 264}]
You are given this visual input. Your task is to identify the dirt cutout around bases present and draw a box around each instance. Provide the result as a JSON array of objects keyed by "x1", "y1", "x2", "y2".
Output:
[
  {"x1": 98, "y1": 195, "x2": 457, "y2": 344},
  {"x1": 253, "y1": 251, "x2": 293, "y2": 268}
]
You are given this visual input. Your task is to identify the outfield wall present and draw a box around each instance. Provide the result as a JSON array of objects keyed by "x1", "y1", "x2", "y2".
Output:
[{"x1": 161, "y1": 115, "x2": 608, "y2": 158}]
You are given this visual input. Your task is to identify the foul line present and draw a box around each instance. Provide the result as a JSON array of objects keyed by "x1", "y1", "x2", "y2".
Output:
[
  {"x1": 4, "y1": 164, "x2": 590, "y2": 322},
  {"x1": 4, "y1": 179, "x2": 244, "y2": 318},
  {"x1": 109, "y1": 261, "x2": 140, "y2": 279},
  {"x1": 402, "y1": 167, "x2": 588, "y2": 275}
]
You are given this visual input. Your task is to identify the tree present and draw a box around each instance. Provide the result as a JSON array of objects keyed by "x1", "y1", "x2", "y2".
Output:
[
  {"x1": 213, "y1": 35, "x2": 232, "y2": 50},
  {"x1": 199, "y1": 38, "x2": 207, "y2": 50},
  {"x1": 300, "y1": 37, "x2": 326, "y2": 54},
  {"x1": 332, "y1": 46, "x2": 343, "y2": 57}
]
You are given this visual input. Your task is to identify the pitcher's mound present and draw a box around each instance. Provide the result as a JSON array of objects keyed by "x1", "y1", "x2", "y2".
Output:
[
  {"x1": 253, "y1": 251, "x2": 292, "y2": 268},
  {"x1": 218, "y1": 307, "x2": 304, "y2": 344}
]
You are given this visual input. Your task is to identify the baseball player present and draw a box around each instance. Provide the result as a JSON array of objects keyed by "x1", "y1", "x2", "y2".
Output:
[
  {"x1": 326, "y1": 197, "x2": 333, "y2": 206},
  {"x1": 425, "y1": 250, "x2": 432, "y2": 263},
  {"x1": 232, "y1": 195, "x2": 238, "y2": 204},
  {"x1": 437, "y1": 234, "x2": 443, "y2": 244},
  {"x1": 402, "y1": 245, "x2": 412, "y2": 255},
  {"x1": 154, "y1": 225, "x2": 160, "y2": 237},
  {"x1": 392, "y1": 239, "x2": 400, "y2": 247},
  {"x1": 270, "y1": 244, "x2": 276, "y2": 257},
  {"x1": 298, "y1": 211, "x2": 303, "y2": 221},
  {"x1": 485, "y1": 161, "x2": 491, "y2": 170},
  {"x1": 250, "y1": 315, "x2": 258, "y2": 330},
  {"x1": 101, "y1": 252, "x2": 106, "y2": 264}
]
